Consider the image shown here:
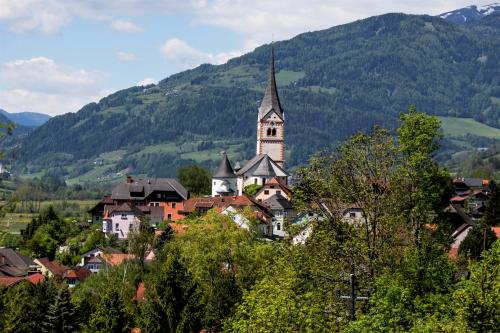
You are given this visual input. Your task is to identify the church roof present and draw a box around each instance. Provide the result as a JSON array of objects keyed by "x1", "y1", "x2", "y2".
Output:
[
  {"x1": 236, "y1": 154, "x2": 288, "y2": 177},
  {"x1": 258, "y1": 45, "x2": 283, "y2": 121},
  {"x1": 214, "y1": 154, "x2": 236, "y2": 178}
]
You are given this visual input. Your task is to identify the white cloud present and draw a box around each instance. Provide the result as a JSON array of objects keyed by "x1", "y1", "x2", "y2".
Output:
[
  {"x1": 116, "y1": 51, "x2": 137, "y2": 61},
  {"x1": 0, "y1": 57, "x2": 110, "y2": 115},
  {"x1": 0, "y1": 57, "x2": 109, "y2": 94},
  {"x1": 0, "y1": 1, "x2": 494, "y2": 36},
  {"x1": 160, "y1": 37, "x2": 241, "y2": 69},
  {"x1": 136, "y1": 77, "x2": 157, "y2": 86},
  {"x1": 110, "y1": 19, "x2": 143, "y2": 33}
]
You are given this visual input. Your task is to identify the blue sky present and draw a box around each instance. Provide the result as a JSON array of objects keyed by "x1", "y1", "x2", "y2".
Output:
[{"x1": 0, "y1": 0, "x2": 492, "y2": 116}]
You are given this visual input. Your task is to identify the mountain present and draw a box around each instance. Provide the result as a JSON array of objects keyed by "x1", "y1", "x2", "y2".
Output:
[
  {"x1": 0, "y1": 109, "x2": 51, "y2": 128},
  {"x1": 13, "y1": 13, "x2": 500, "y2": 182},
  {"x1": 439, "y1": 3, "x2": 500, "y2": 24}
]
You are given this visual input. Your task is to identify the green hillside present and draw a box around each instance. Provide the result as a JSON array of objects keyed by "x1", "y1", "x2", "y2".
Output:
[
  {"x1": 440, "y1": 117, "x2": 500, "y2": 139},
  {"x1": 10, "y1": 13, "x2": 500, "y2": 182}
]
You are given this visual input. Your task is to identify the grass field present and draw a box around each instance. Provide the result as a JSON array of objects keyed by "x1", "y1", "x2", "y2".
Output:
[{"x1": 439, "y1": 117, "x2": 500, "y2": 139}]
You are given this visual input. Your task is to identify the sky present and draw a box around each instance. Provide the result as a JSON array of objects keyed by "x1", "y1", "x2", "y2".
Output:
[{"x1": 0, "y1": 0, "x2": 494, "y2": 116}]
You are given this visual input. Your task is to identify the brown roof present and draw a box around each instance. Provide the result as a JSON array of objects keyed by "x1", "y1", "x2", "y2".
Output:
[
  {"x1": 182, "y1": 195, "x2": 271, "y2": 218},
  {"x1": 36, "y1": 258, "x2": 69, "y2": 277},
  {"x1": 105, "y1": 202, "x2": 144, "y2": 216},
  {"x1": 0, "y1": 276, "x2": 25, "y2": 287}
]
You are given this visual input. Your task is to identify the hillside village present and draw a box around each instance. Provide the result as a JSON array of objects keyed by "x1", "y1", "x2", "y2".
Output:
[
  {"x1": 0, "y1": 37, "x2": 500, "y2": 332},
  {"x1": 3, "y1": 50, "x2": 499, "y2": 290}
]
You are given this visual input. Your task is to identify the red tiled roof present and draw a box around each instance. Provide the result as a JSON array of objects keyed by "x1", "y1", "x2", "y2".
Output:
[
  {"x1": 492, "y1": 226, "x2": 500, "y2": 238},
  {"x1": 27, "y1": 273, "x2": 44, "y2": 284},
  {"x1": 36, "y1": 257, "x2": 69, "y2": 277},
  {"x1": 101, "y1": 253, "x2": 135, "y2": 266},
  {"x1": 450, "y1": 196, "x2": 466, "y2": 202},
  {"x1": 0, "y1": 276, "x2": 24, "y2": 287}
]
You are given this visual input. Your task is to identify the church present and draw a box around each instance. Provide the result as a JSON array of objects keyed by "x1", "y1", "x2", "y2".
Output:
[{"x1": 212, "y1": 47, "x2": 289, "y2": 197}]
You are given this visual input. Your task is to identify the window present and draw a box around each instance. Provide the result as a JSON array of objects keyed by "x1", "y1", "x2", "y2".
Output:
[
  {"x1": 264, "y1": 190, "x2": 269, "y2": 195},
  {"x1": 115, "y1": 223, "x2": 119, "y2": 230},
  {"x1": 271, "y1": 128, "x2": 277, "y2": 136},
  {"x1": 349, "y1": 212, "x2": 356, "y2": 218},
  {"x1": 167, "y1": 214, "x2": 172, "y2": 220},
  {"x1": 214, "y1": 181, "x2": 216, "y2": 185},
  {"x1": 275, "y1": 211, "x2": 282, "y2": 217},
  {"x1": 172, "y1": 203, "x2": 176, "y2": 209},
  {"x1": 267, "y1": 128, "x2": 272, "y2": 136},
  {"x1": 254, "y1": 179, "x2": 257, "y2": 185},
  {"x1": 121, "y1": 214, "x2": 128, "y2": 220},
  {"x1": 276, "y1": 190, "x2": 281, "y2": 194},
  {"x1": 262, "y1": 178, "x2": 266, "y2": 185},
  {"x1": 276, "y1": 223, "x2": 281, "y2": 231},
  {"x1": 157, "y1": 193, "x2": 161, "y2": 198},
  {"x1": 129, "y1": 224, "x2": 133, "y2": 230}
]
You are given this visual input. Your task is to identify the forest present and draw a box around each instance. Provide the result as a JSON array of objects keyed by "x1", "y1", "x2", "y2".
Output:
[
  {"x1": 6, "y1": 13, "x2": 500, "y2": 180},
  {"x1": 1, "y1": 111, "x2": 498, "y2": 332}
]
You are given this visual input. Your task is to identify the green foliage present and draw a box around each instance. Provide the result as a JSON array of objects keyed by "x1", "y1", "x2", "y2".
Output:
[
  {"x1": 243, "y1": 184, "x2": 262, "y2": 196},
  {"x1": 43, "y1": 286, "x2": 78, "y2": 333},
  {"x1": 453, "y1": 240, "x2": 500, "y2": 333},
  {"x1": 87, "y1": 290, "x2": 130, "y2": 333},
  {"x1": 459, "y1": 222, "x2": 497, "y2": 259},
  {"x1": 484, "y1": 185, "x2": 500, "y2": 227},
  {"x1": 177, "y1": 164, "x2": 211, "y2": 195}
]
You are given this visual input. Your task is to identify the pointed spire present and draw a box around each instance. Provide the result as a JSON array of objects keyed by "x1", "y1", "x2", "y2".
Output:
[
  {"x1": 214, "y1": 153, "x2": 236, "y2": 178},
  {"x1": 258, "y1": 43, "x2": 283, "y2": 120}
]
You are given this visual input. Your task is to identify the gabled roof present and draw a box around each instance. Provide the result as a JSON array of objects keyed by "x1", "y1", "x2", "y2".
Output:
[
  {"x1": 258, "y1": 45, "x2": 283, "y2": 121},
  {"x1": 263, "y1": 193, "x2": 294, "y2": 210},
  {"x1": 112, "y1": 177, "x2": 189, "y2": 201},
  {"x1": 101, "y1": 253, "x2": 135, "y2": 267},
  {"x1": 35, "y1": 258, "x2": 68, "y2": 277},
  {"x1": 256, "y1": 177, "x2": 292, "y2": 196},
  {"x1": 236, "y1": 154, "x2": 288, "y2": 177},
  {"x1": 0, "y1": 248, "x2": 36, "y2": 272},
  {"x1": 214, "y1": 154, "x2": 236, "y2": 178},
  {"x1": 105, "y1": 203, "x2": 144, "y2": 216}
]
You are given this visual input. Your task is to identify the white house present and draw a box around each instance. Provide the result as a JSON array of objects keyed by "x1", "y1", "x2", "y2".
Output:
[{"x1": 102, "y1": 203, "x2": 142, "y2": 240}]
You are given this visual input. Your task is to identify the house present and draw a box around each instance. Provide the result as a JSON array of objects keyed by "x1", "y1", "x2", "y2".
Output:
[
  {"x1": 0, "y1": 248, "x2": 40, "y2": 277},
  {"x1": 34, "y1": 257, "x2": 69, "y2": 278},
  {"x1": 254, "y1": 177, "x2": 292, "y2": 202},
  {"x1": 79, "y1": 246, "x2": 123, "y2": 271},
  {"x1": 261, "y1": 193, "x2": 296, "y2": 238},
  {"x1": 89, "y1": 195, "x2": 114, "y2": 224},
  {"x1": 0, "y1": 273, "x2": 44, "y2": 288},
  {"x1": 62, "y1": 267, "x2": 91, "y2": 288},
  {"x1": 91, "y1": 176, "x2": 189, "y2": 230},
  {"x1": 182, "y1": 195, "x2": 274, "y2": 236},
  {"x1": 103, "y1": 203, "x2": 144, "y2": 240}
]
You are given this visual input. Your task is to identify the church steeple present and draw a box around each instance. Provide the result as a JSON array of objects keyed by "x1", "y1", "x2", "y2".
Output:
[
  {"x1": 256, "y1": 44, "x2": 285, "y2": 168},
  {"x1": 258, "y1": 44, "x2": 283, "y2": 121}
]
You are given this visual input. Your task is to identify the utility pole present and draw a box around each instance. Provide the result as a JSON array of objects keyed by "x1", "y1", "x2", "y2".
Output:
[{"x1": 338, "y1": 265, "x2": 369, "y2": 321}]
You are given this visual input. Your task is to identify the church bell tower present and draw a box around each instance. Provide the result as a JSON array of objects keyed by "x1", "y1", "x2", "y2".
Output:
[{"x1": 256, "y1": 45, "x2": 285, "y2": 167}]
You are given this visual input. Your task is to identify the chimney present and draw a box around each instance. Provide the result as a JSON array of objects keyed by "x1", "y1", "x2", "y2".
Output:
[{"x1": 127, "y1": 176, "x2": 133, "y2": 183}]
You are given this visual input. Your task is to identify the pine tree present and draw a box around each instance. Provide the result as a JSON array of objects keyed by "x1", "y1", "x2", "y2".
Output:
[
  {"x1": 43, "y1": 287, "x2": 78, "y2": 333},
  {"x1": 484, "y1": 184, "x2": 500, "y2": 227}
]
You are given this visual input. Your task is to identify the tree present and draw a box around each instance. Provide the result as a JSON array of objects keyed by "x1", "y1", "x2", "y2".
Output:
[
  {"x1": 484, "y1": 184, "x2": 500, "y2": 227},
  {"x1": 177, "y1": 165, "x2": 211, "y2": 195},
  {"x1": 128, "y1": 217, "x2": 154, "y2": 271},
  {"x1": 43, "y1": 286, "x2": 78, "y2": 333},
  {"x1": 454, "y1": 239, "x2": 500, "y2": 333},
  {"x1": 87, "y1": 290, "x2": 130, "y2": 333},
  {"x1": 459, "y1": 222, "x2": 497, "y2": 260}
]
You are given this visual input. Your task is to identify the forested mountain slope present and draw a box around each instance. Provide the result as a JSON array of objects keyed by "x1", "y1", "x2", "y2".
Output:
[{"x1": 13, "y1": 13, "x2": 500, "y2": 181}]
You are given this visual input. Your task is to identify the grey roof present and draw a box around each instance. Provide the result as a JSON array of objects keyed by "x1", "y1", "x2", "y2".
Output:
[
  {"x1": 258, "y1": 45, "x2": 284, "y2": 121},
  {"x1": 463, "y1": 178, "x2": 484, "y2": 188},
  {"x1": 263, "y1": 193, "x2": 294, "y2": 210},
  {"x1": 236, "y1": 154, "x2": 289, "y2": 177},
  {"x1": 111, "y1": 178, "x2": 189, "y2": 200},
  {"x1": 105, "y1": 203, "x2": 144, "y2": 216},
  {"x1": 0, "y1": 248, "x2": 36, "y2": 269},
  {"x1": 214, "y1": 154, "x2": 236, "y2": 178}
]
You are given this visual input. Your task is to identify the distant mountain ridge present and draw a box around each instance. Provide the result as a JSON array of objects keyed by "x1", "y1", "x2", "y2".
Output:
[
  {"x1": 0, "y1": 109, "x2": 51, "y2": 128},
  {"x1": 439, "y1": 3, "x2": 500, "y2": 24},
  {"x1": 10, "y1": 12, "x2": 500, "y2": 182}
]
